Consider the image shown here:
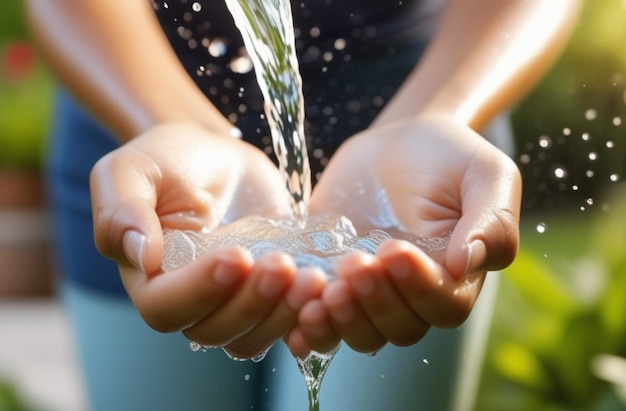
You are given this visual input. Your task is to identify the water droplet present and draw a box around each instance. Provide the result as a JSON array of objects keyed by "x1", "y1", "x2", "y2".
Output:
[
  {"x1": 613, "y1": 116, "x2": 622, "y2": 126},
  {"x1": 192, "y1": 2, "x2": 201, "y2": 12},
  {"x1": 423, "y1": 359, "x2": 429, "y2": 365},
  {"x1": 586, "y1": 198, "x2": 594, "y2": 206},
  {"x1": 553, "y1": 166, "x2": 567, "y2": 179},
  {"x1": 588, "y1": 152, "x2": 598, "y2": 161},
  {"x1": 334, "y1": 38, "x2": 346, "y2": 50},
  {"x1": 572, "y1": 185, "x2": 579, "y2": 191},
  {"x1": 610, "y1": 174, "x2": 620, "y2": 182},
  {"x1": 586, "y1": 170, "x2": 595, "y2": 178},
  {"x1": 519, "y1": 154, "x2": 530, "y2": 164},
  {"x1": 581, "y1": 132, "x2": 591, "y2": 141},
  {"x1": 189, "y1": 341, "x2": 202, "y2": 352},
  {"x1": 562, "y1": 128, "x2": 571, "y2": 136},
  {"x1": 231, "y1": 55, "x2": 253, "y2": 74},
  {"x1": 244, "y1": 374, "x2": 251, "y2": 381},
  {"x1": 538, "y1": 135, "x2": 552, "y2": 148},
  {"x1": 208, "y1": 38, "x2": 227, "y2": 57},
  {"x1": 309, "y1": 26, "x2": 321, "y2": 38},
  {"x1": 536, "y1": 223, "x2": 547, "y2": 234},
  {"x1": 585, "y1": 109, "x2": 597, "y2": 120}
]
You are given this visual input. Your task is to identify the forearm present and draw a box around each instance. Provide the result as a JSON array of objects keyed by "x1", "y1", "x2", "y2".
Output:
[
  {"x1": 25, "y1": 0, "x2": 234, "y2": 141},
  {"x1": 375, "y1": 0, "x2": 583, "y2": 131}
]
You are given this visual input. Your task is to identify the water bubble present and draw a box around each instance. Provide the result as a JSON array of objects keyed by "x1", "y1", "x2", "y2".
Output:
[
  {"x1": 585, "y1": 109, "x2": 597, "y2": 120},
  {"x1": 572, "y1": 185, "x2": 579, "y2": 191},
  {"x1": 581, "y1": 132, "x2": 591, "y2": 141},
  {"x1": 536, "y1": 223, "x2": 547, "y2": 234},
  {"x1": 588, "y1": 152, "x2": 598, "y2": 161},
  {"x1": 562, "y1": 128, "x2": 571, "y2": 136},
  {"x1": 610, "y1": 174, "x2": 620, "y2": 182},
  {"x1": 191, "y1": 2, "x2": 201, "y2": 12}
]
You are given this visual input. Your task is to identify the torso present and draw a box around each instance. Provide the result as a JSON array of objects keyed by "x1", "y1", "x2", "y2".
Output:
[{"x1": 153, "y1": 0, "x2": 446, "y2": 180}]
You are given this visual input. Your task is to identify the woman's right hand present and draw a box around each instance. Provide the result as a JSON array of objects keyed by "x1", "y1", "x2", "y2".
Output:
[{"x1": 90, "y1": 122, "x2": 326, "y2": 359}]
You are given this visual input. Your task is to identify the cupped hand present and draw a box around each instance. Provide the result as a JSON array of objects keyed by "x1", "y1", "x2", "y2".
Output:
[
  {"x1": 288, "y1": 115, "x2": 521, "y2": 356},
  {"x1": 90, "y1": 122, "x2": 326, "y2": 359}
]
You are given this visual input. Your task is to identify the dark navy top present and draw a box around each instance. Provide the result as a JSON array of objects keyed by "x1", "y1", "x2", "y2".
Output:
[{"x1": 48, "y1": 0, "x2": 445, "y2": 296}]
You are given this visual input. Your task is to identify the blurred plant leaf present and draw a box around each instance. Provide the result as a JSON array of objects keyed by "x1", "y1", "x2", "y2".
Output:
[
  {"x1": 493, "y1": 342, "x2": 552, "y2": 394},
  {"x1": 503, "y1": 251, "x2": 581, "y2": 317}
]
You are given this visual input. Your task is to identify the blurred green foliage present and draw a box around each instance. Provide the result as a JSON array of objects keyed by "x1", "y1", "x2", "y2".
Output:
[
  {"x1": 477, "y1": 185, "x2": 626, "y2": 410},
  {"x1": 0, "y1": 3, "x2": 29, "y2": 41},
  {"x1": 477, "y1": 2, "x2": 626, "y2": 409},
  {"x1": 0, "y1": 380, "x2": 34, "y2": 411},
  {"x1": 0, "y1": 2, "x2": 53, "y2": 170}
]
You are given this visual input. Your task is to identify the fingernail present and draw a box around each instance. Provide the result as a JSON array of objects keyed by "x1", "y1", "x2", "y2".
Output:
[
  {"x1": 465, "y1": 240, "x2": 486, "y2": 274},
  {"x1": 123, "y1": 230, "x2": 146, "y2": 272},
  {"x1": 387, "y1": 257, "x2": 412, "y2": 280},
  {"x1": 213, "y1": 261, "x2": 241, "y2": 286},
  {"x1": 353, "y1": 274, "x2": 375, "y2": 296},
  {"x1": 258, "y1": 269, "x2": 288, "y2": 297},
  {"x1": 333, "y1": 303, "x2": 355, "y2": 323}
]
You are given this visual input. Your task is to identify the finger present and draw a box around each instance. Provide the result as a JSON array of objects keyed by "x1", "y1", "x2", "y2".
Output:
[
  {"x1": 223, "y1": 268, "x2": 326, "y2": 360},
  {"x1": 296, "y1": 299, "x2": 341, "y2": 355},
  {"x1": 286, "y1": 327, "x2": 313, "y2": 358},
  {"x1": 121, "y1": 246, "x2": 252, "y2": 332},
  {"x1": 337, "y1": 253, "x2": 429, "y2": 348},
  {"x1": 90, "y1": 148, "x2": 164, "y2": 275},
  {"x1": 378, "y1": 240, "x2": 484, "y2": 329},
  {"x1": 322, "y1": 279, "x2": 387, "y2": 354},
  {"x1": 446, "y1": 151, "x2": 521, "y2": 277},
  {"x1": 183, "y1": 252, "x2": 295, "y2": 347}
]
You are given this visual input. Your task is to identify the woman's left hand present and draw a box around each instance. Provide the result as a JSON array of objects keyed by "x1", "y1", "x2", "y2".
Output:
[{"x1": 287, "y1": 115, "x2": 521, "y2": 356}]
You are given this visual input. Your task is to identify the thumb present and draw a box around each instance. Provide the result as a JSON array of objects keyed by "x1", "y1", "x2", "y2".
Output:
[
  {"x1": 445, "y1": 152, "x2": 521, "y2": 278},
  {"x1": 445, "y1": 207, "x2": 520, "y2": 279},
  {"x1": 90, "y1": 152, "x2": 164, "y2": 276}
]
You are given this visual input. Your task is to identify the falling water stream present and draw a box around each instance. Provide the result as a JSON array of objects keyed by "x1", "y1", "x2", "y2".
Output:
[{"x1": 223, "y1": 1, "x2": 330, "y2": 409}]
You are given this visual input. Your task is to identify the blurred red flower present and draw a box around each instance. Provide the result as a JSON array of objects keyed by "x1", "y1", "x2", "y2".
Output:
[{"x1": 1, "y1": 41, "x2": 35, "y2": 82}]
